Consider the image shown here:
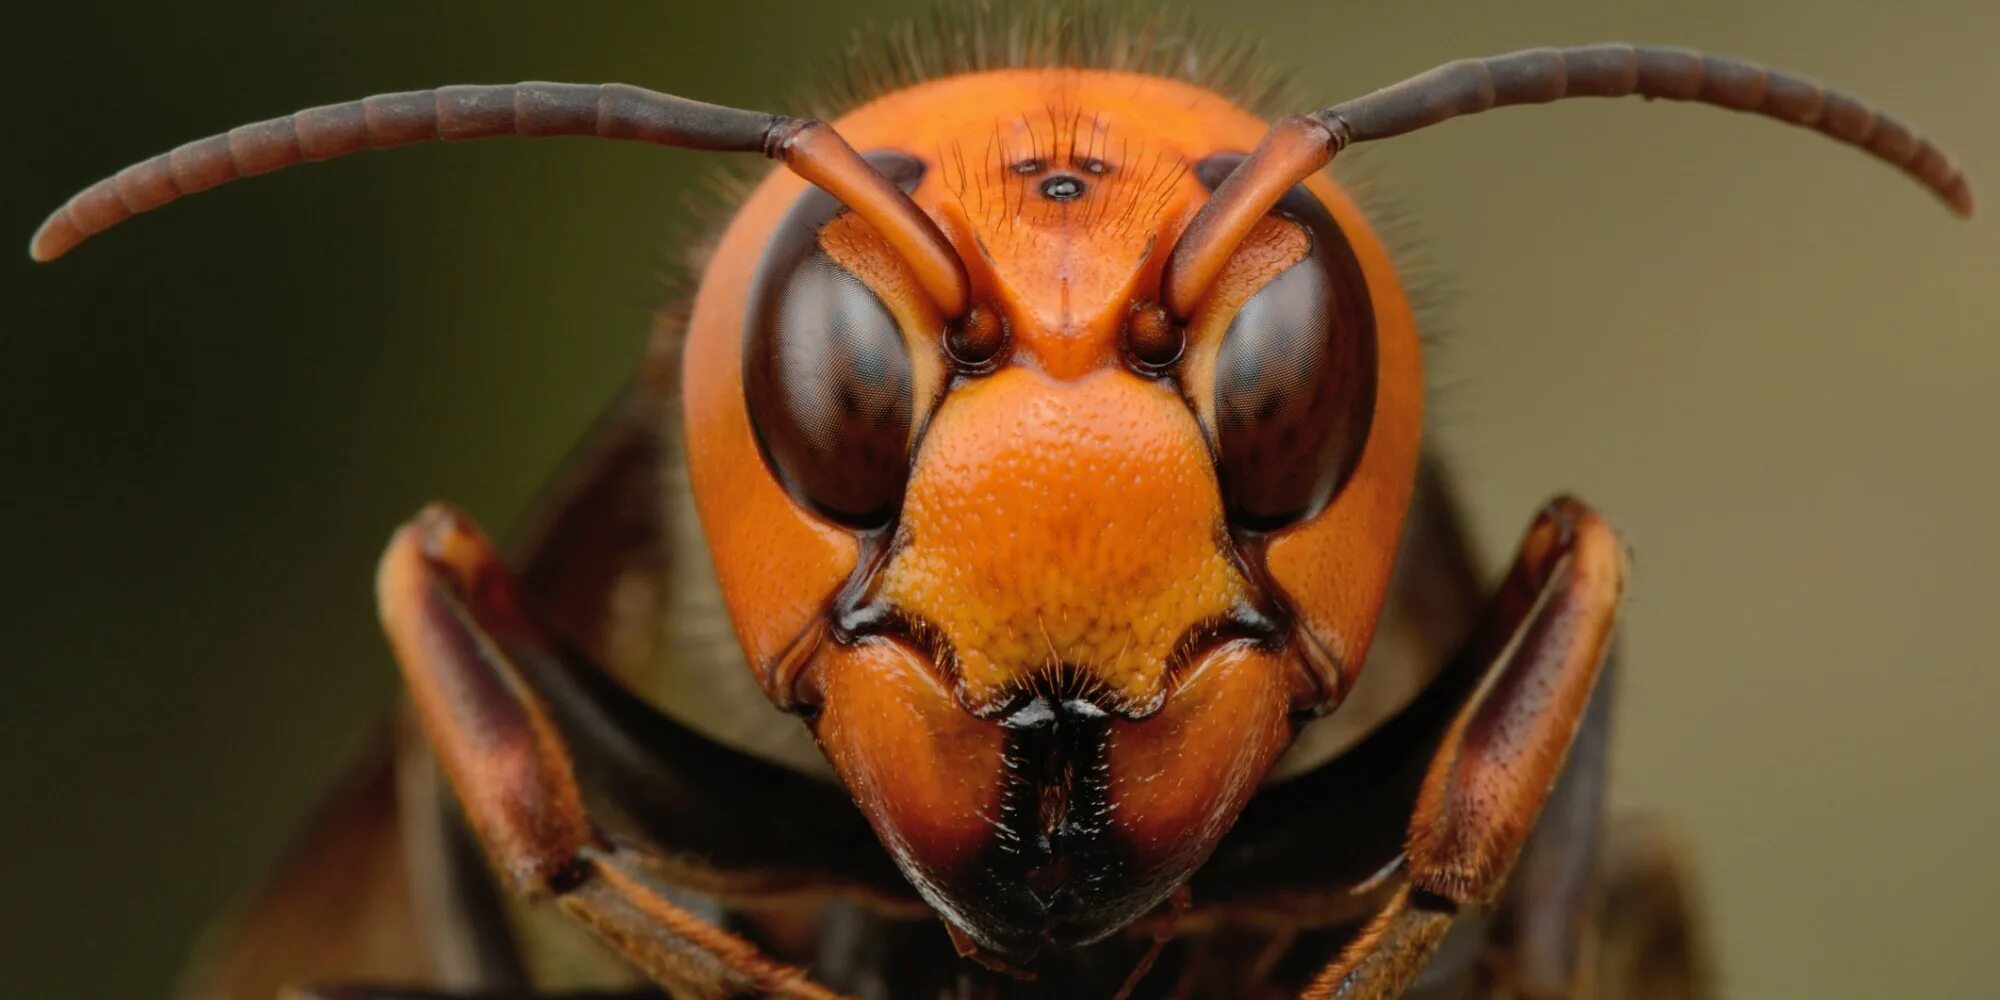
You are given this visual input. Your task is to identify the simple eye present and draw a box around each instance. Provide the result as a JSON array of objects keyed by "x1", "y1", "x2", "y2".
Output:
[
  {"x1": 1195, "y1": 154, "x2": 1377, "y2": 532},
  {"x1": 744, "y1": 152, "x2": 925, "y2": 529}
]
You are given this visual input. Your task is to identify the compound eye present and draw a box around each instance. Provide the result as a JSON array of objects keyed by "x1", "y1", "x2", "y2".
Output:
[
  {"x1": 1196, "y1": 154, "x2": 1377, "y2": 532},
  {"x1": 744, "y1": 152, "x2": 925, "y2": 529}
]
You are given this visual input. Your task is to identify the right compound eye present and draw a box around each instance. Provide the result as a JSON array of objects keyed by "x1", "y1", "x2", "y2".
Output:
[
  {"x1": 1193, "y1": 153, "x2": 1377, "y2": 533},
  {"x1": 742, "y1": 151, "x2": 927, "y2": 530}
]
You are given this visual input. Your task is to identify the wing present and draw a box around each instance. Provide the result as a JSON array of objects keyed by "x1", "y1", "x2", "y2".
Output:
[
  {"x1": 173, "y1": 376, "x2": 688, "y2": 998},
  {"x1": 179, "y1": 716, "x2": 552, "y2": 999},
  {"x1": 176, "y1": 729, "x2": 427, "y2": 1000},
  {"x1": 176, "y1": 378, "x2": 691, "y2": 998}
]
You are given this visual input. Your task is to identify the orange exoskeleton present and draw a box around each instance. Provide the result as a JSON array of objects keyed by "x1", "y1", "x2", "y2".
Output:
[{"x1": 32, "y1": 9, "x2": 1971, "y2": 1000}]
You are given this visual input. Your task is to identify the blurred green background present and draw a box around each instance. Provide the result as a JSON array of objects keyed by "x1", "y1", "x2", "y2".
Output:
[{"x1": 4, "y1": 2, "x2": 1994, "y2": 996}]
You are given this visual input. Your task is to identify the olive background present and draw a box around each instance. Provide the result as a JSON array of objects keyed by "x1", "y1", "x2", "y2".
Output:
[{"x1": 3, "y1": 2, "x2": 1994, "y2": 997}]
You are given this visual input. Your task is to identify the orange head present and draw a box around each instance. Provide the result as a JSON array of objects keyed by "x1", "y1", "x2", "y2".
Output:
[
  {"x1": 31, "y1": 24, "x2": 1966, "y2": 970},
  {"x1": 681, "y1": 69, "x2": 1422, "y2": 961}
]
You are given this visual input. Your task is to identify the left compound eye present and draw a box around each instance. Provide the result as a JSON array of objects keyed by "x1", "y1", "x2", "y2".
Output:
[
  {"x1": 1195, "y1": 153, "x2": 1378, "y2": 533},
  {"x1": 743, "y1": 152, "x2": 925, "y2": 529}
]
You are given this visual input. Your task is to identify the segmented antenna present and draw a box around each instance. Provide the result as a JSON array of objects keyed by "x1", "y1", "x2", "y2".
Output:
[
  {"x1": 1164, "y1": 44, "x2": 1975, "y2": 320},
  {"x1": 30, "y1": 81, "x2": 969, "y2": 316}
]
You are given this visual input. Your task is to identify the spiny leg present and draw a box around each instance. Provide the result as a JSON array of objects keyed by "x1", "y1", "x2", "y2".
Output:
[
  {"x1": 1301, "y1": 497, "x2": 1629, "y2": 1000},
  {"x1": 288, "y1": 988, "x2": 657, "y2": 999},
  {"x1": 373, "y1": 503, "x2": 850, "y2": 1000}
]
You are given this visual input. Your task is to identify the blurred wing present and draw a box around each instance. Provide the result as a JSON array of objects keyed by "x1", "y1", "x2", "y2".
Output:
[
  {"x1": 176, "y1": 387, "x2": 681, "y2": 999},
  {"x1": 176, "y1": 731, "x2": 427, "y2": 1000}
]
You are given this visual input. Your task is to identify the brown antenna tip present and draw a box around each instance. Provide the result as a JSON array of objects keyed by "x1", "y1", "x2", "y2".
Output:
[
  {"x1": 1942, "y1": 174, "x2": 1976, "y2": 218},
  {"x1": 30, "y1": 205, "x2": 88, "y2": 262}
]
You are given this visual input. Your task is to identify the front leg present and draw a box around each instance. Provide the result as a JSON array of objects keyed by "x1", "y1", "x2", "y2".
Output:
[
  {"x1": 374, "y1": 503, "x2": 848, "y2": 1000},
  {"x1": 291, "y1": 989, "x2": 656, "y2": 999},
  {"x1": 1304, "y1": 497, "x2": 1627, "y2": 999}
]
